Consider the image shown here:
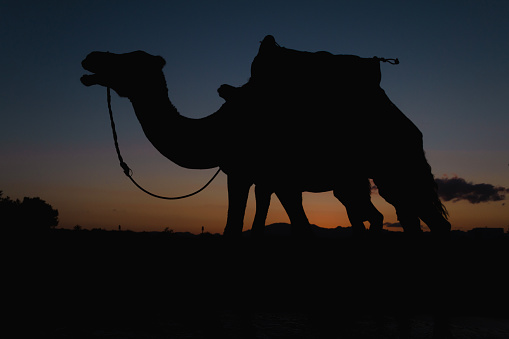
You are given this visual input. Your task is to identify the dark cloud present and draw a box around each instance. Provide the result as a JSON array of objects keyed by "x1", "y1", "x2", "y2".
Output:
[{"x1": 435, "y1": 176, "x2": 509, "y2": 204}]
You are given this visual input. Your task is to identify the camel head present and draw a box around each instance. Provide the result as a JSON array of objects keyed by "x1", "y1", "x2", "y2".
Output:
[{"x1": 81, "y1": 51, "x2": 166, "y2": 97}]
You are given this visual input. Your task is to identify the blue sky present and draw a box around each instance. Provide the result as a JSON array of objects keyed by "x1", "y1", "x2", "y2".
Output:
[{"x1": 1, "y1": 1, "x2": 508, "y2": 232}]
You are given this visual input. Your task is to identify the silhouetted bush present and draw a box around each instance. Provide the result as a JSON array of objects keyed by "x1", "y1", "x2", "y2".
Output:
[
  {"x1": 0, "y1": 191, "x2": 58, "y2": 232},
  {"x1": 0, "y1": 191, "x2": 20, "y2": 228}
]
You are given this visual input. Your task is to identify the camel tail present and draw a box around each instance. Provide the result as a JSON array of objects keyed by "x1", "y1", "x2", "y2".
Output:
[
  {"x1": 420, "y1": 152, "x2": 449, "y2": 221},
  {"x1": 431, "y1": 179, "x2": 449, "y2": 221}
]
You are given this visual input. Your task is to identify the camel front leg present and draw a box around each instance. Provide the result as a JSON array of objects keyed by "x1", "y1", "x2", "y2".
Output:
[
  {"x1": 251, "y1": 184, "x2": 272, "y2": 238},
  {"x1": 333, "y1": 188, "x2": 367, "y2": 235},
  {"x1": 223, "y1": 175, "x2": 252, "y2": 238},
  {"x1": 275, "y1": 190, "x2": 313, "y2": 238}
]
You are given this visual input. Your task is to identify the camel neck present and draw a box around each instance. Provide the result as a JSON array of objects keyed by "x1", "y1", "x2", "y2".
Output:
[{"x1": 128, "y1": 78, "x2": 220, "y2": 170}]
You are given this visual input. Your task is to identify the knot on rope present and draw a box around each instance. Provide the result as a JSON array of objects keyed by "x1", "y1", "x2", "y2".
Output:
[{"x1": 120, "y1": 161, "x2": 132, "y2": 177}]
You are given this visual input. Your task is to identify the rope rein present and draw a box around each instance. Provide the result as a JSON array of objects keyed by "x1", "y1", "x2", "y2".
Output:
[
  {"x1": 106, "y1": 87, "x2": 221, "y2": 200},
  {"x1": 374, "y1": 56, "x2": 400, "y2": 65}
]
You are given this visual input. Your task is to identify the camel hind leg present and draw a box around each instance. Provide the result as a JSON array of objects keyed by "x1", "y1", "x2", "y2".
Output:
[
  {"x1": 384, "y1": 198, "x2": 423, "y2": 234},
  {"x1": 364, "y1": 202, "x2": 384, "y2": 232},
  {"x1": 223, "y1": 175, "x2": 252, "y2": 237},
  {"x1": 395, "y1": 208, "x2": 422, "y2": 234},
  {"x1": 375, "y1": 179, "x2": 423, "y2": 234},
  {"x1": 417, "y1": 183, "x2": 451, "y2": 237},
  {"x1": 377, "y1": 178, "x2": 450, "y2": 236},
  {"x1": 418, "y1": 203, "x2": 451, "y2": 238},
  {"x1": 337, "y1": 198, "x2": 384, "y2": 234},
  {"x1": 333, "y1": 178, "x2": 383, "y2": 234}
]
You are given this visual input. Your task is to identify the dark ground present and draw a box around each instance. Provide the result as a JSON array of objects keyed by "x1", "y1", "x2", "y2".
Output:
[{"x1": 6, "y1": 229, "x2": 509, "y2": 338}]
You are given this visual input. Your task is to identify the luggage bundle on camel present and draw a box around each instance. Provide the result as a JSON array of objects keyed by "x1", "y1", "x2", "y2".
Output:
[{"x1": 218, "y1": 35, "x2": 399, "y2": 105}]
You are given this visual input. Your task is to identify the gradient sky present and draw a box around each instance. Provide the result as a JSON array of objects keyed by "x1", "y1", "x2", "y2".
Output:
[{"x1": 1, "y1": 1, "x2": 508, "y2": 233}]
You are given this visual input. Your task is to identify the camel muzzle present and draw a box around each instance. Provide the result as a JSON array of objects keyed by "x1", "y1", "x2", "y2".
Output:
[{"x1": 80, "y1": 74, "x2": 98, "y2": 86}]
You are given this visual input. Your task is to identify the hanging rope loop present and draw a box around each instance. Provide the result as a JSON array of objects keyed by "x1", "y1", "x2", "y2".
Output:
[{"x1": 106, "y1": 87, "x2": 221, "y2": 200}]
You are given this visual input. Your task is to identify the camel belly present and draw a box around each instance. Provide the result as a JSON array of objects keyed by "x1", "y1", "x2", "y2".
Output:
[{"x1": 253, "y1": 162, "x2": 361, "y2": 193}]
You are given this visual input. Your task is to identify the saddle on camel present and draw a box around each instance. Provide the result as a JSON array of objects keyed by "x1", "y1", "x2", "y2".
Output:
[{"x1": 218, "y1": 34, "x2": 398, "y2": 104}]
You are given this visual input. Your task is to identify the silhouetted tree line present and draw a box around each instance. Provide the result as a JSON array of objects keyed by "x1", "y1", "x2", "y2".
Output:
[{"x1": 0, "y1": 190, "x2": 58, "y2": 231}]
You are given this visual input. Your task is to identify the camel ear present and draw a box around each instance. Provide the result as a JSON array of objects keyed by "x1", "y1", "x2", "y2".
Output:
[{"x1": 155, "y1": 55, "x2": 166, "y2": 69}]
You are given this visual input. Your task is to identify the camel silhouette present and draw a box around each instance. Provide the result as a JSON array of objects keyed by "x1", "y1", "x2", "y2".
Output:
[
  {"x1": 216, "y1": 35, "x2": 450, "y2": 237},
  {"x1": 81, "y1": 37, "x2": 450, "y2": 238}
]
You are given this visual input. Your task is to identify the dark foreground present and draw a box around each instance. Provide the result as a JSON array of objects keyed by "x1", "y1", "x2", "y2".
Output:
[{"x1": 7, "y1": 229, "x2": 509, "y2": 338}]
